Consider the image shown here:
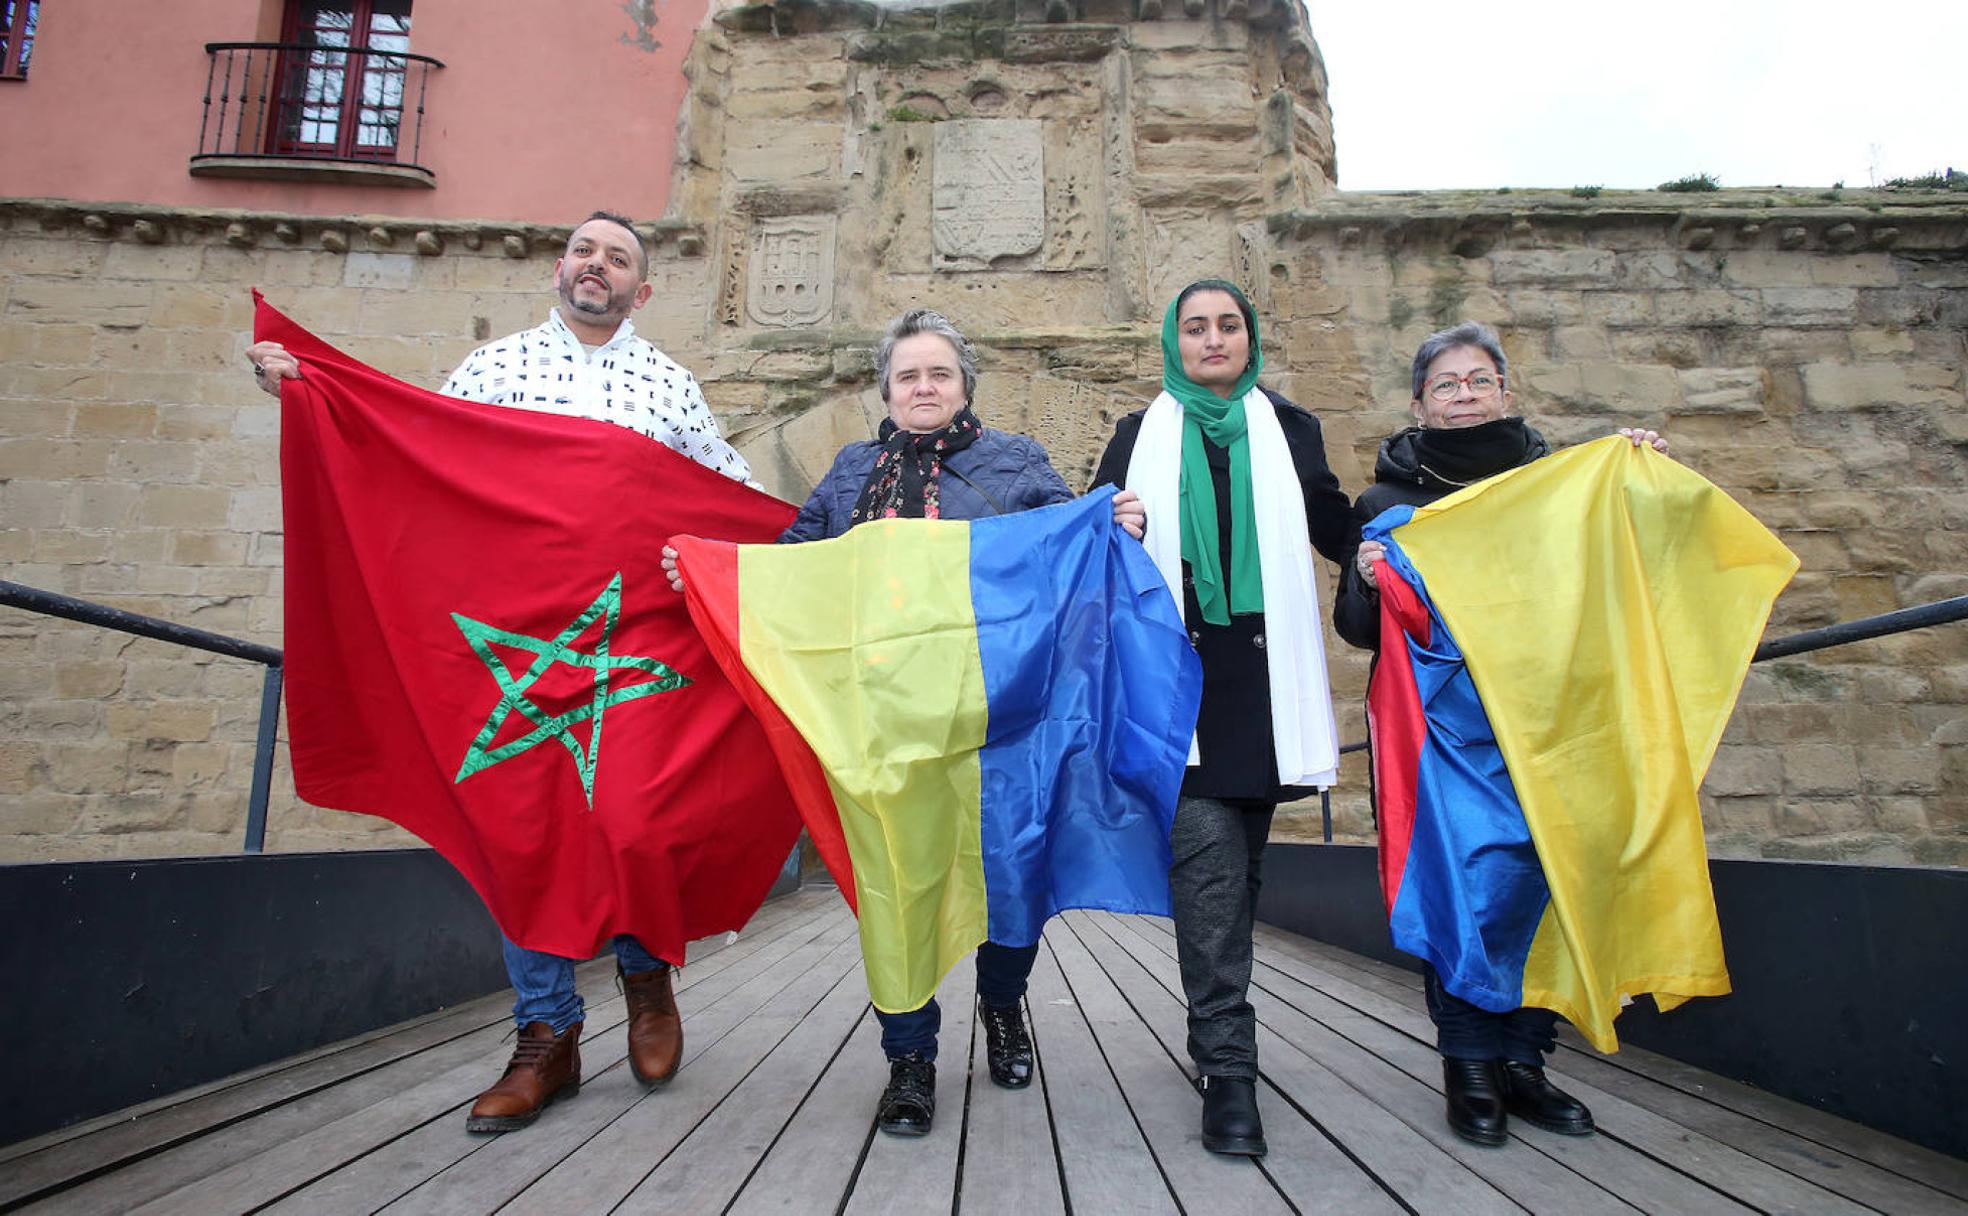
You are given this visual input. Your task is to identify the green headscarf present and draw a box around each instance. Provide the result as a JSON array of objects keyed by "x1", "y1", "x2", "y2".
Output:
[{"x1": 1161, "y1": 280, "x2": 1263, "y2": 626}]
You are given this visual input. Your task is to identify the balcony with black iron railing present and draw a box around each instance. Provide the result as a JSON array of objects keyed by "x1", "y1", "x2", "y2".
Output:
[{"x1": 191, "y1": 41, "x2": 443, "y2": 188}]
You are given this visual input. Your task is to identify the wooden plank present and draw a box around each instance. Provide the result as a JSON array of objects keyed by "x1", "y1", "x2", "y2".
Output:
[
  {"x1": 614, "y1": 944, "x2": 873, "y2": 1213},
  {"x1": 954, "y1": 993, "x2": 1066, "y2": 1216},
  {"x1": 1018, "y1": 936, "x2": 1177, "y2": 1215},
  {"x1": 0, "y1": 886, "x2": 824, "y2": 1209},
  {"x1": 724, "y1": 1014, "x2": 887, "y2": 1214},
  {"x1": 371, "y1": 908, "x2": 861, "y2": 1216},
  {"x1": 1114, "y1": 915, "x2": 1705, "y2": 1214},
  {"x1": 149, "y1": 893, "x2": 843, "y2": 1216},
  {"x1": 840, "y1": 953, "x2": 978, "y2": 1214},
  {"x1": 1242, "y1": 924, "x2": 1876, "y2": 1216},
  {"x1": 1043, "y1": 915, "x2": 1292, "y2": 1214},
  {"x1": 1244, "y1": 916, "x2": 1968, "y2": 1206},
  {"x1": 261, "y1": 901, "x2": 844, "y2": 1216},
  {"x1": 1074, "y1": 911, "x2": 1501, "y2": 1215}
]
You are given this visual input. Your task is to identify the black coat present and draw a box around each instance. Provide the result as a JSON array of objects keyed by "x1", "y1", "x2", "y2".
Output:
[
  {"x1": 1093, "y1": 387, "x2": 1357, "y2": 803},
  {"x1": 1331, "y1": 423, "x2": 1550, "y2": 651}
]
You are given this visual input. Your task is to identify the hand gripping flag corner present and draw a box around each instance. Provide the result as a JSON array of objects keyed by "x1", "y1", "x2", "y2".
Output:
[
  {"x1": 262, "y1": 294, "x2": 804, "y2": 965},
  {"x1": 1366, "y1": 436, "x2": 1798, "y2": 1052},
  {"x1": 672, "y1": 491, "x2": 1202, "y2": 1013}
]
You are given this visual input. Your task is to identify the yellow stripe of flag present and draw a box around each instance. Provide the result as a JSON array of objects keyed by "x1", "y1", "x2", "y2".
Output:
[
  {"x1": 1394, "y1": 436, "x2": 1796, "y2": 1051},
  {"x1": 737, "y1": 519, "x2": 990, "y2": 1011}
]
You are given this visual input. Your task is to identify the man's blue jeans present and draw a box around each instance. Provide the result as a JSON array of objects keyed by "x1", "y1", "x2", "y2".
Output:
[
  {"x1": 503, "y1": 933, "x2": 668, "y2": 1033},
  {"x1": 875, "y1": 941, "x2": 1039, "y2": 1062}
]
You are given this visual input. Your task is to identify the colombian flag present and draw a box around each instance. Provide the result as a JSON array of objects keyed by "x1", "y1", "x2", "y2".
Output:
[
  {"x1": 673, "y1": 491, "x2": 1202, "y2": 1012},
  {"x1": 1367, "y1": 437, "x2": 1797, "y2": 1052}
]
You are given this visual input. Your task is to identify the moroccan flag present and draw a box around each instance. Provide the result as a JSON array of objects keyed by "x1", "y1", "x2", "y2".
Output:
[
  {"x1": 261, "y1": 295, "x2": 804, "y2": 964},
  {"x1": 1366, "y1": 436, "x2": 1797, "y2": 1052},
  {"x1": 672, "y1": 492, "x2": 1201, "y2": 1012}
]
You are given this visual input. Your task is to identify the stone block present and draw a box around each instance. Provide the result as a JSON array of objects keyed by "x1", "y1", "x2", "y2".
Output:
[
  {"x1": 1799, "y1": 361, "x2": 1959, "y2": 411},
  {"x1": 3, "y1": 480, "x2": 69, "y2": 527},
  {"x1": 105, "y1": 701, "x2": 217, "y2": 745},
  {"x1": 55, "y1": 660, "x2": 126, "y2": 699},
  {"x1": 1489, "y1": 248, "x2": 1618, "y2": 287},
  {"x1": 1808, "y1": 255, "x2": 1900, "y2": 288},
  {"x1": 7, "y1": 279, "x2": 152, "y2": 327},
  {"x1": 1760, "y1": 286, "x2": 1858, "y2": 327},
  {"x1": 138, "y1": 484, "x2": 230, "y2": 528},
  {"x1": 1674, "y1": 367, "x2": 1765, "y2": 415},
  {"x1": 30, "y1": 530, "x2": 111, "y2": 562},
  {"x1": 47, "y1": 740, "x2": 133, "y2": 795},
  {"x1": 1652, "y1": 289, "x2": 1760, "y2": 328},
  {"x1": 727, "y1": 123, "x2": 840, "y2": 185},
  {"x1": 1781, "y1": 744, "x2": 1861, "y2": 797},
  {"x1": 1702, "y1": 746, "x2": 1781, "y2": 797},
  {"x1": 0, "y1": 742, "x2": 37, "y2": 794},
  {"x1": 70, "y1": 483, "x2": 141, "y2": 529},
  {"x1": 1719, "y1": 251, "x2": 1815, "y2": 288},
  {"x1": 102, "y1": 243, "x2": 205, "y2": 281},
  {"x1": 230, "y1": 485, "x2": 288, "y2": 529},
  {"x1": 151, "y1": 284, "x2": 244, "y2": 329},
  {"x1": 73, "y1": 401, "x2": 158, "y2": 439},
  {"x1": 170, "y1": 530, "x2": 250, "y2": 566},
  {"x1": 342, "y1": 252, "x2": 418, "y2": 290},
  {"x1": 1860, "y1": 748, "x2": 1942, "y2": 795},
  {"x1": 156, "y1": 405, "x2": 238, "y2": 442}
]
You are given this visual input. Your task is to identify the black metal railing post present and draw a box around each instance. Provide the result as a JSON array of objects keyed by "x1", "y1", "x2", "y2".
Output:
[{"x1": 244, "y1": 664, "x2": 285, "y2": 854}]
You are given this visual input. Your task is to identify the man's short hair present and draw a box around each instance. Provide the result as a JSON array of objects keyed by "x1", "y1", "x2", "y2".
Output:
[{"x1": 572, "y1": 209, "x2": 649, "y2": 280}]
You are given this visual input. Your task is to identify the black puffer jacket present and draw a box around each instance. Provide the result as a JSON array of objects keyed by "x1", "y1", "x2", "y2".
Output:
[{"x1": 1332, "y1": 421, "x2": 1549, "y2": 650}]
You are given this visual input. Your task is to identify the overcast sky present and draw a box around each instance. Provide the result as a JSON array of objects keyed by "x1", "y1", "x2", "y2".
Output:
[{"x1": 1302, "y1": 0, "x2": 1966, "y2": 192}]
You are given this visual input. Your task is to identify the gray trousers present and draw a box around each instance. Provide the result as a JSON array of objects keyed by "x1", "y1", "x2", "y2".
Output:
[{"x1": 1169, "y1": 794, "x2": 1275, "y2": 1079}]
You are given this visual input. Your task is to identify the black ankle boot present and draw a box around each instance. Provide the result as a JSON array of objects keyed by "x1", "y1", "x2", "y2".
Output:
[
  {"x1": 1500, "y1": 1061, "x2": 1594, "y2": 1135},
  {"x1": 876, "y1": 1053, "x2": 936, "y2": 1137},
  {"x1": 978, "y1": 1000, "x2": 1033, "y2": 1089},
  {"x1": 1198, "y1": 1075, "x2": 1267, "y2": 1156},
  {"x1": 1443, "y1": 1057, "x2": 1508, "y2": 1146}
]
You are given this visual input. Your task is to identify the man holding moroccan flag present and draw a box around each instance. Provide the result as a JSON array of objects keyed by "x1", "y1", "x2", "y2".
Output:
[{"x1": 250, "y1": 210, "x2": 803, "y2": 1135}]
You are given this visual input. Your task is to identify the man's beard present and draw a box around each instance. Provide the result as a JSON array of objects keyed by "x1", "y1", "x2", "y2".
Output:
[{"x1": 561, "y1": 273, "x2": 621, "y2": 318}]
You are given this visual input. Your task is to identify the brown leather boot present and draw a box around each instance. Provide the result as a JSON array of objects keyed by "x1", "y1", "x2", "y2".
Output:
[
  {"x1": 465, "y1": 1020, "x2": 581, "y2": 1133},
  {"x1": 622, "y1": 964, "x2": 682, "y2": 1085}
]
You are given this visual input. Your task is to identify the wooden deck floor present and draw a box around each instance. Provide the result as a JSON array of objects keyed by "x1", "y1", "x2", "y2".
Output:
[{"x1": 6, "y1": 884, "x2": 1966, "y2": 1214}]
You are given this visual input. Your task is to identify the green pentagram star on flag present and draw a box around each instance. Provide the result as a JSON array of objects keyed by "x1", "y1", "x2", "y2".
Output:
[{"x1": 452, "y1": 572, "x2": 689, "y2": 805}]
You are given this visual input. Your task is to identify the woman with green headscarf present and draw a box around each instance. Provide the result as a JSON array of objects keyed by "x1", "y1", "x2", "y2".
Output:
[{"x1": 1092, "y1": 279, "x2": 1357, "y2": 1158}]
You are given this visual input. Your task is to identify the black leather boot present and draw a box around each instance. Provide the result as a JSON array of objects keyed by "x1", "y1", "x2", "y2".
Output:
[
  {"x1": 1443, "y1": 1057, "x2": 1508, "y2": 1146},
  {"x1": 1500, "y1": 1061, "x2": 1595, "y2": 1135},
  {"x1": 1198, "y1": 1075, "x2": 1267, "y2": 1156},
  {"x1": 876, "y1": 1053, "x2": 936, "y2": 1137},
  {"x1": 979, "y1": 1000, "x2": 1034, "y2": 1089}
]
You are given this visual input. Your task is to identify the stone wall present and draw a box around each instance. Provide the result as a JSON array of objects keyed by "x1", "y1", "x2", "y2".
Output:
[{"x1": 2, "y1": 0, "x2": 1965, "y2": 864}]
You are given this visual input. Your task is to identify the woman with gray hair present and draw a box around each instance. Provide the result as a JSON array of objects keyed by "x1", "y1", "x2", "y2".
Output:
[
  {"x1": 672, "y1": 307, "x2": 1143, "y2": 1138},
  {"x1": 1333, "y1": 320, "x2": 1664, "y2": 1148}
]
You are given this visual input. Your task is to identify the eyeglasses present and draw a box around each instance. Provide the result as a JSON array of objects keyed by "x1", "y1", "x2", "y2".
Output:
[{"x1": 1423, "y1": 371, "x2": 1502, "y2": 402}]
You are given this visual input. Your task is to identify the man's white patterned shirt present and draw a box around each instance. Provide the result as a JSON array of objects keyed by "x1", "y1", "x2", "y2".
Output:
[{"x1": 441, "y1": 309, "x2": 755, "y2": 485}]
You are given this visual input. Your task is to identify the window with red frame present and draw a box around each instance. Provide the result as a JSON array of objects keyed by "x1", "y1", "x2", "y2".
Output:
[
  {"x1": 271, "y1": 0, "x2": 413, "y2": 160},
  {"x1": 1, "y1": 0, "x2": 39, "y2": 79}
]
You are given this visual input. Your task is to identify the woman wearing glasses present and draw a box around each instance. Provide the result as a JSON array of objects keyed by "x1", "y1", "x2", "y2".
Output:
[{"x1": 1333, "y1": 320, "x2": 1664, "y2": 1147}]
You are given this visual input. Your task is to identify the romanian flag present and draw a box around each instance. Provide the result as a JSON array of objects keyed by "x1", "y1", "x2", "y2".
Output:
[
  {"x1": 263, "y1": 296, "x2": 804, "y2": 965},
  {"x1": 673, "y1": 491, "x2": 1202, "y2": 1012},
  {"x1": 1367, "y1": 437, "x2": 1797, "y2": 1052}
]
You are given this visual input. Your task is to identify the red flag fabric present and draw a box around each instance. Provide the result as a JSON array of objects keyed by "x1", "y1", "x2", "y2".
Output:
[{"x1": 261, "y1": 295, "x2": 803, "y2": 963}]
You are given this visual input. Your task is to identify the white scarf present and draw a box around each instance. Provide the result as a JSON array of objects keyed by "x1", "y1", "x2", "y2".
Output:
[{"x1": 1125, "y1": 389, "x2": 1340, "y2": 788}]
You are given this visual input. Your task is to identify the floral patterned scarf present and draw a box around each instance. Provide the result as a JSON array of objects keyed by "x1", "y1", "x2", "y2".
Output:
[{"x1": 849, "y1": 407, "x2": 984, "y2": 524}]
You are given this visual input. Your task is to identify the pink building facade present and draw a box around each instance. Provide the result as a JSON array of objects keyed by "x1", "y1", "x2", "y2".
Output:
[{"x1": 0, "y1": 0, "x2": 706, "y2": 224}]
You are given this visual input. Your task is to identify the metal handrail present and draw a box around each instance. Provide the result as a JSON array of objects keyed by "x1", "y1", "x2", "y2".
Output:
[
  {"x1": 3, "y1": 581, "x2": 1962, "y2": 854},
  {"x1": 1316, "y1": 594, "x2": 1968, "y2": 841},
  {"x1": 0, "y1": 581, "x2": 283, "y2": 853}
]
